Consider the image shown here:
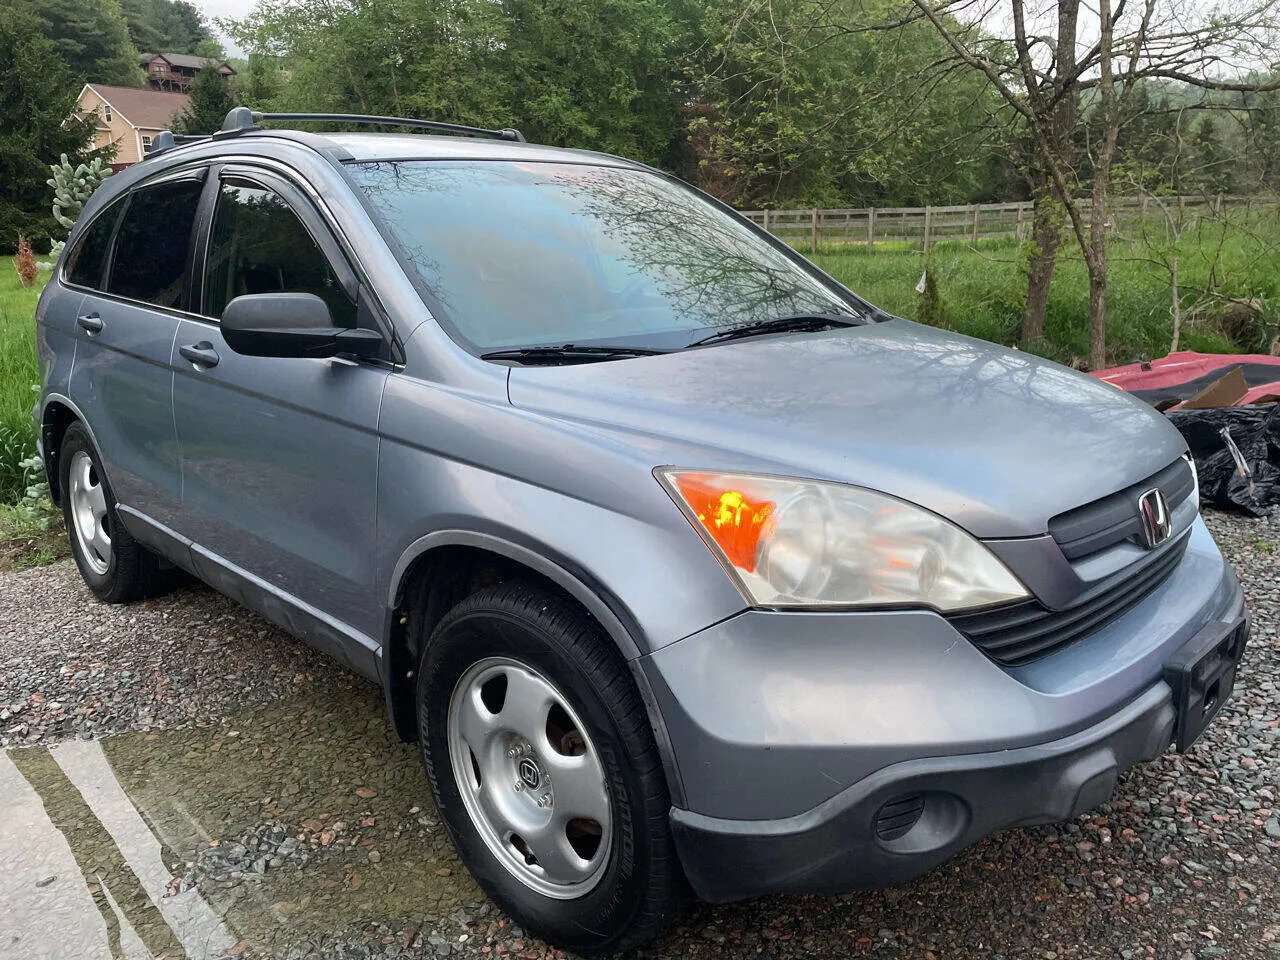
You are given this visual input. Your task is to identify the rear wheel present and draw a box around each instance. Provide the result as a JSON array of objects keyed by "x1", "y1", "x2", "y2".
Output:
[
  {"x1": 59, "y1": 422, "x2": 170, "y2": 603},
  {"x1": 416, "y1": 581, "x2": 685, "y2": 955}
]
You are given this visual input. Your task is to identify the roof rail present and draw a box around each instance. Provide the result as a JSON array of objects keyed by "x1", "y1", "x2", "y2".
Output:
[
  {"x1": 219, "y1": 106, "x2": 526, "y2": 142},
  {"x1": 143, "y1": 129, "x2": 214, "y2": 160}
]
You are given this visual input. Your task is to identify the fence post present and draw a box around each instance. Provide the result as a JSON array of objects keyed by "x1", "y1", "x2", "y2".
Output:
[
  {"x1": 763, "y1": 208, "x2": 770, "y2": 234},
  {"x1": 923, "y1": 206, "x2": 933, "y2": 251},
  {"x1": 811, "y1": 208, "x2": 819, "y2": 254},
  {"x1": 867, "y1": 208, "x2": 875, "y2": 249},
  {"x1": 1015, "y1": 204, "x2": 1025, "y2": 241},
  {"x1": 972, "y1": 206, "x2": 980, "y2": 243}
]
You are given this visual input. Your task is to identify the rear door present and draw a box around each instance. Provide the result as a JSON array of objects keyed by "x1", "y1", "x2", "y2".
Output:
[
  {"x1": 66, "y1": 171, "x2": 206, "y2": 530},
  {"x1": 170, "y1": 166, "x2": 390, "y2": 660}
]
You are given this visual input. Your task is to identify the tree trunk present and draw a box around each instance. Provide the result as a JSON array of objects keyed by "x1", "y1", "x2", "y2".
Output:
[
  {"x1": 1087, "y1": 176, "x2": 1110, "y2": 370},
  {"x1": 1169, "y1": 255, "x2": 1182, "y2": 352},
  {"x1": 1088, "y1": 256, "x2": 1107, "y2": 369},
  {"x1": 1021, "y1": 194, "x2": 1059, "y2": 345}
]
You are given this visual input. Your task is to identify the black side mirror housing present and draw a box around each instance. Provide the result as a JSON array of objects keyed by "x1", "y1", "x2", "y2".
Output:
[{"x1": 221, "y1": 292, "x2": 384, "y2": 359}]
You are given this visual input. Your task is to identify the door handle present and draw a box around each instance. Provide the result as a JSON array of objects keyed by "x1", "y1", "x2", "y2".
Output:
[
  {"x1": 179, "y1": 342, "x2": 220, "y2": 368},
  {"x1": 77, "y1": 313, "x2": 103, "y2": 333}
]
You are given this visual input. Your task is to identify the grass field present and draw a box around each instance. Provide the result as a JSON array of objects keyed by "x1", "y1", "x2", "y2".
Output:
[
  {"x1": 0, "y1": 268, "x2": 44, "y2": 504},
  {"x1": 810, "y1": 221, "x2": 1280, "y2": 368},
  {"x1": 2, "y1": 218, "x2": 1279, "y2": 506}
]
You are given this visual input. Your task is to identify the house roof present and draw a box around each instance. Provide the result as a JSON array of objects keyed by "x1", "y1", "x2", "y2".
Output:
[
  {"x1": 141, "y1": 51, "x2": 234, "y2": 73},
  {"x1": 84, "y1": 84, "x2": 190, "y2": 130}
]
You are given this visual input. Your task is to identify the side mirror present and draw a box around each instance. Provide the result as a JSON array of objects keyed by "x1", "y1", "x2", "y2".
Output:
[{"x1": 221, "y1": 292, "x2": 384, "y2": 359}]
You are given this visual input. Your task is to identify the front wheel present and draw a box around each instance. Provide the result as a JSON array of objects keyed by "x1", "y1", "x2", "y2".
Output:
[{"x1": 416, "y1": 582, "x2": 685, "y2": 955}]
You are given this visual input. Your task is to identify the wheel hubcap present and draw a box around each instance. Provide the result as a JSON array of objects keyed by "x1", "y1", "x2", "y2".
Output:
[
  {"x1": 67, "y1": 450, "x2": 111, "y2": 576},
  {"x1": 447, "y1": 657, "x2": 612, "y2": 898}
]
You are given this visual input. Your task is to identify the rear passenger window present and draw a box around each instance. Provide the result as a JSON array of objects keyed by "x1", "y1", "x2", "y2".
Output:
[
  {"x1": 203, "y1": 178, "x2": 356, "y2": 327},
  {"x1": 65, "y1": 200, "x2": 123, "y2": 289},
  {"x1": 108, "y1": 177, "x2": 204, "y2": 308}
]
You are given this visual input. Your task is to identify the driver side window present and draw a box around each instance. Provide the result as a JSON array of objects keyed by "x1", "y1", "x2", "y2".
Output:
[{"x1": 203, "y1": 176, "x2": 358, "y2": 327}]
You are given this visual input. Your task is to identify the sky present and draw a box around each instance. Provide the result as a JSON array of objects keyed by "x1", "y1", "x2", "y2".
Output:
[{"x1": 195, "y1": 0, "x2": 256, "y2": 57}]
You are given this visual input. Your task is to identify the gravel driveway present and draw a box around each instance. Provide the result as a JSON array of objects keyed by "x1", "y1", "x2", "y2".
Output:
[{"x1": 1, "y1": 511, "x2": 1277, "y2": 960}]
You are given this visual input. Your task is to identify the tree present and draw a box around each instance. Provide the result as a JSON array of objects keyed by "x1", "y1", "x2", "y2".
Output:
[
  {"x1": 501, "y1": 0, "x2": 686, "y2": 166},
  {"x1": 29, "y1": 0, "x2": 144, "y2": 85},
  {"x1": 174, "y1": 61, "x2": 236, "y2": 134},
  {"x1": 0, "y1": 1, "x2": 100, "y2": 252},
  {"x1": 696, "y1": 0, "x2": 1005, "y2": 208},
  {"x1": 121, "y1": 0, "x2": 211, "y2": 54},
  {"x1": 907, "y1": 0, "x2": 1280, "y2": 368}
]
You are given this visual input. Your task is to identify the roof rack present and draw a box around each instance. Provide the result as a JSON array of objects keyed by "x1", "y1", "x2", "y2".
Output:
[{"x1": 219, "y1": 106, "x2": 526, "y2": 142}]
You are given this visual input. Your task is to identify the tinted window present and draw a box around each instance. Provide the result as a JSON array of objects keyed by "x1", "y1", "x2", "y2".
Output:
[
  {"x1": 108, "y1": 178, "x2": 204, "y2": 308},
  {"x1": 203, "y1": 178, "x2": 356, "y2": 327},
  {"x1": 65, "y1": 200, "x2": 123, "y2": 289},
  {"x1": 348, "y1": 160, "x2": 863, "y2": 352}
]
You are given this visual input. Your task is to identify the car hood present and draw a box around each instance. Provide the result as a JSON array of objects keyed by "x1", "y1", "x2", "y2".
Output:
[{"x1": 505, "y1": 319, "x2": 1188, "y2": 539}]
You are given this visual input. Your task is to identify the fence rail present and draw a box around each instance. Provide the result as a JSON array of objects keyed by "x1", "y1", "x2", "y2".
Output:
[{"x1": 742, "y1": 195, "x2": 1274, "y2": 252}]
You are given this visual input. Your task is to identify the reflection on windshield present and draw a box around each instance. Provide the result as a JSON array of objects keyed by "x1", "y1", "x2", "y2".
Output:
[{"x1": 348, "y1": 160, "x2": 864, "y2": 352}]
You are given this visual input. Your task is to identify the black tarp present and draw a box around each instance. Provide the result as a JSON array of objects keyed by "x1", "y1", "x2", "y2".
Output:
[{"x1": 1167, "y1": 405, "x2": 1280, "y2": 515}]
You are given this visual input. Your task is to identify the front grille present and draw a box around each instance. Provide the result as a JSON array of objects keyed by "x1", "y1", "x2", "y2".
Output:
[
  {"x1": 1049, "y1": 457, "x2": 1194, "y2": 561},
  {"x1": 875, "y1": 795, "x2": 925, "y2": 841},
  {"x1": 949, "y1": 534, "x2": 1189, "y2": 667}
]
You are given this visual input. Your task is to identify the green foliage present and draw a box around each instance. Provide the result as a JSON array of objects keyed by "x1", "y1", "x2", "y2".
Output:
[
  {"x1": 28, "y1": 0, "x2": 144, "y2": 85},
  {"x1": 0, "y1": 2, "x2": 100, "y2": 252},
  {"x1": 0, "y1": 270, "x2": 42, "y2": 503},
  {"x1": 121, "y1": 0, "x2": 210, "y2": 54},
  {"x1": 233, "y1": 52, "x2": 283, "y2": 107},
  {"x1": 174, "y1": 61, "x2": 236, "y2": 134},
  {"x1": 501, "y1": 0, "x2": 687, "y2": 165},
  {"x1": 226, "y1": 0, "x2": 690, "y2": 167},
  {"x1": 695, "y1": 0, "x2": 1005, "y2": 207},
  {"x1": 47, "y1": 154, "x2": 113, "y2": 233}
]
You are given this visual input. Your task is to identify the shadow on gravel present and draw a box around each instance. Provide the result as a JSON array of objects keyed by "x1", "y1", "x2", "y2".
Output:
[{"x1": 1, "y1": 685, "x2": 489, "y2": 959}]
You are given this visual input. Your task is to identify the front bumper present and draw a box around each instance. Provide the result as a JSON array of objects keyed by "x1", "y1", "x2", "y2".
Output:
[
  {"x1": 673, "y1": 680, "x2": 1177, "y2": 901},
  {"x1": 648, "y1": 519, "x2": 1246, "y2": 901}
]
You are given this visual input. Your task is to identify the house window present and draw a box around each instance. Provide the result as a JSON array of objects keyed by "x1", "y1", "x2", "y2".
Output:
[
  {"x1": 142, "y1": 135, "x2": 152, "y2": 149},
  {"x1": 152, "y1": 63, "x2": 165, "y2": 73},
  {"x1": 103, "y1": 104, "x2": 112, "y2": 122}
]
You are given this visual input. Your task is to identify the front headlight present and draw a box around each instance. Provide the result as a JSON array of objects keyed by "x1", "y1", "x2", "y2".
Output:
[{"x1": 657, "y1": 469, "x2": 1029, "y2": 612}]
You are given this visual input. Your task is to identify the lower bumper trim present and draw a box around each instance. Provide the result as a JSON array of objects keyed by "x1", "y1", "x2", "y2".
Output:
[{"x1": 671, "y1": 681, "x2": 1177, "y2": 902}]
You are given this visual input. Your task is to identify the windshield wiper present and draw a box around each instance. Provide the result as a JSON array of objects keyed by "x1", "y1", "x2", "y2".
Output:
[
  {"x1": 684, "y1": 313, "x2": 860, "y2": 349},
  {"x1": 480, "y1": 344, "x2": 668, "y2": 365}
]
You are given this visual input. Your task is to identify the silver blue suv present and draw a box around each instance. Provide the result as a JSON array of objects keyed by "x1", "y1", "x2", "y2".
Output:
[{"x1": 35, "y1": 108, "x2": 1249, "y2": 955}]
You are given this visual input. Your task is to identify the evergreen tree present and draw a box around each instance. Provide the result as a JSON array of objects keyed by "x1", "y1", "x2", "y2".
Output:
[
  {"x1": 174, "y1": 62, "x2": 236, "y2": 134},
  {"x1": 29, "y1": 0, "x2": 143, "y2": 85},
  {"x1": 0, "y1": 2, "x2": 99, "y2": 251},
  {"x1": 121, "y1": 0, "x2": 210, "y2": 55}
]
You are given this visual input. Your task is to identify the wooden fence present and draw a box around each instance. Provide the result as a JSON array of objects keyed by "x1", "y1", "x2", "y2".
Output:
[{"x1": 742, "y1": 195, "x2": 1273, "y2": 252}]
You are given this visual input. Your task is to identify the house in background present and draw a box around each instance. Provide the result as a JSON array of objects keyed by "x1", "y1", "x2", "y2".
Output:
[
  {"x1": 76, "y1": 84, "x2": 190, "y2": 169},
  {"x1": 141, "y1": 52, "x2": 235, "y2": 92}
]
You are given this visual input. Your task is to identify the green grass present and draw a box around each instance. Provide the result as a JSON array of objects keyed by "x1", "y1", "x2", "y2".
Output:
[
  {"x1": 0, "y1": 267, "x2": 45, "y2": 503},
  {"x1": 809, "y1": 219, "x2": 1280, "y2": 368}
]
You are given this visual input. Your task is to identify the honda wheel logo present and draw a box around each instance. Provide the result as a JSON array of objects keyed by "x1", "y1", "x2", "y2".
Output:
[{"x1": 1138, "y1": 488, "x2": 1172, "y2": 548}]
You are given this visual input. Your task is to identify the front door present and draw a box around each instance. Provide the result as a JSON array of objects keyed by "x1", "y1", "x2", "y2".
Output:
[{"x1": 170, "y1": 168, "x2": 389, "y2": 662}]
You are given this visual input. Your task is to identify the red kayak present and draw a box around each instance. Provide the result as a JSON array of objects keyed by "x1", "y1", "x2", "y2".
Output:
[{"x1": 1091, "y1": 351, "x2": 1280, "y2": 407}]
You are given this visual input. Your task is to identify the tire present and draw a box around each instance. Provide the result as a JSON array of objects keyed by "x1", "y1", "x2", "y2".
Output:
[
  {"x1": 416, "y1": 581, "x2": 686, "y2": 955},
  {"x1": 59, "y1": 422, "x2": 170, "y2": 603}
]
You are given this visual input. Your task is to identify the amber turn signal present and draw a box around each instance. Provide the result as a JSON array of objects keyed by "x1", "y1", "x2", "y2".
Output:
[{"x1": 671, "y1": 473, "x2": 775, "y2": 572}]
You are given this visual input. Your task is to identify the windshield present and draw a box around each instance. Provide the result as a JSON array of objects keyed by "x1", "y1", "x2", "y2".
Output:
[{"x1": 347, "y1": 160, "x2": 867, "y2": 353}]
